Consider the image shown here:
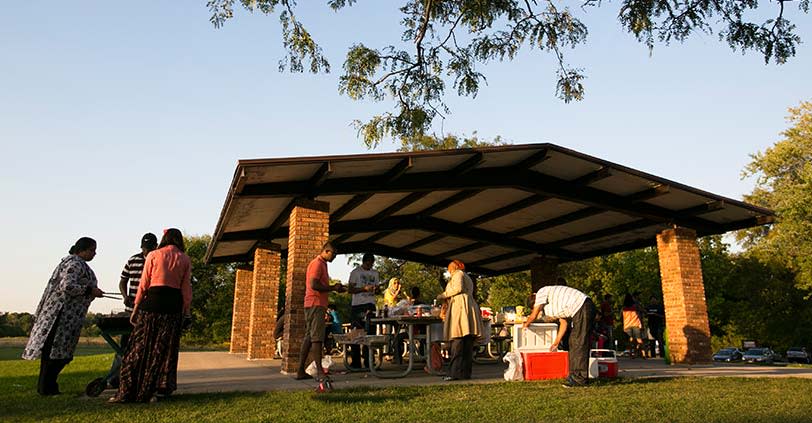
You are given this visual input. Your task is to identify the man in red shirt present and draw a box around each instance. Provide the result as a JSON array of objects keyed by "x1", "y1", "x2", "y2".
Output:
[{"x1": 296, "y1": 242, "x2": 345, "y2": 380}]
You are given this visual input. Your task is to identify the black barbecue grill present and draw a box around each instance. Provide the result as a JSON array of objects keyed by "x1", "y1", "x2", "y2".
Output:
[{"x1": 85, "y1": 314, "x2": 132, "y2": 397}]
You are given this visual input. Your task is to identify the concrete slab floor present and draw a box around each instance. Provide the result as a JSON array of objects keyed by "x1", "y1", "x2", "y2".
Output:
[{"x1": 173, "y1": 352, "x2": 812, "y2": 394}]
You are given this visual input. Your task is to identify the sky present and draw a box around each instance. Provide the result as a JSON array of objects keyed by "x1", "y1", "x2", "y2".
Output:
[{"x1": 1, "y1": 2, "x2": 810, "y2": 314}]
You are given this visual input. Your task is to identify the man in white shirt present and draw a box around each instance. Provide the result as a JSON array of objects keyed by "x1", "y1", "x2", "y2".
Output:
[
  {"x1": 346, "y1": 253, "x2": 380, "y2": 369},
  {"x1": 523, "y1": 285, "x2": 596, "y2": 387}
]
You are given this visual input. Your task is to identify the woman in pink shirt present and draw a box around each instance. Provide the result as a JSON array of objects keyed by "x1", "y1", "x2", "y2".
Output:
[{"x1": 110, "y1": 228, "x2": 192, "y2": 403}]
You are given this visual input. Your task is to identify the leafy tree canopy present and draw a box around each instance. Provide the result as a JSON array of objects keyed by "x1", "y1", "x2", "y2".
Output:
[
  {"x1": 739, "y1": 101, "x2": 812, "y2": 292},
  {"x1": 207, "y1": 0, "x2": 808, "y2": 146},
  {"x1": 184, "y1": 235, "x2": 241, "y2": 345}
]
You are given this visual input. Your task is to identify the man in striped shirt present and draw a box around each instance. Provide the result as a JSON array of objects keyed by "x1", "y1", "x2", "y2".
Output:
[
  {"x1": 106, "y1": 233, "x2": 157, "y2": 388},
  {"x1": 118, "y1": 233, "x2": 158, "y2": 312},
  {"x1": 523, "y1": 285, "x2": 596, "y2": 387}
]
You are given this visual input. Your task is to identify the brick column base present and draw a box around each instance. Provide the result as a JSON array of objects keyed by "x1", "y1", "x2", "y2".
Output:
[
  {"x1": 281, "y1": 199, "x2": 330, "y2": 374},
  {"x1": 657, "y1": 227, "x2": 712, "y2": 364},
  {"x1": 247, "y1": 245, "x2": 281, "y2": 360},
  {"x1": 229, "y1": 268, "x2": 253, "y2": 354}
]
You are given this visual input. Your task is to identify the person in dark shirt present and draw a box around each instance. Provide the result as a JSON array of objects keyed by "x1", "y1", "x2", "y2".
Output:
[
  {"x1": 108, "y1": 233, "x2": 157, "y2": 388},
  {"x1": 599, "y1": 294, "x2": 615, "y2": 349},
  {"x1": 646, "y1": 295, "x2": 665, "y2": 358},
  {"x1": 324, "y1": 304, "x2": 342, "y2": 355}
]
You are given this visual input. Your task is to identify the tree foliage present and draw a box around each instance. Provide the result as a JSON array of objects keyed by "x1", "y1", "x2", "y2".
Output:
[
  {"x1": 395, "y1": 133, "x2": 505, "y2": 152},
  {"x1": 375, "y1": 258, "x2": 446, "y2": 305},
  {"x1": 559, "y1": 236, "x2": 812, "y2": 351},
  {"x1": 183, "y1": 235, "x2": 241, "y2": 345},
  {"x1": 560, "y1": 246, "x2": 661, "y2": 302},
  {"x1": 0, "y1": 312, "x2": 34, "y2": 337},
  {"x1": 481, "y1": 271, "x2": 531, "y2": 310},
  {"x1": 207, "y1": 0, "x2": 808, "y2": 146},
  {"x1": 739, "y1": 101, "x2": 812, "y2": 292}
]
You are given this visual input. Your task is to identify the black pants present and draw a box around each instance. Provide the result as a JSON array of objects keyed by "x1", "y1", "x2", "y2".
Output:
[
  {"x1": 648, "y1": 324, "x2": 664, "y2": 357},
  {"x1": 37, "y1": 320, "x2": 71, "y2": 395},
  {"x1": 569, "y1": 298, "x2": 596, "y2": 385},
  {"x1": 348, "y1": 304, "x2": 376, "y2": 368},
  {"x1": 448, "y1": 334, "x2": 476, "y2": 379}
]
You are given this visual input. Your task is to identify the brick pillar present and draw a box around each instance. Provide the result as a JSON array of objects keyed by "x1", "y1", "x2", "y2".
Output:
[
  {"x1": 247, "y1": 244, "x2": 282, "y2": 360},
  {"x1": 281, "y1": 199, "x2": 330, "y2": 374},
  {"x1": 656, "y1": 227, "x2": 712, "y2": 364},
  {"x1": 530, "y1": 257, "x2": 559, "y2": 292},
  {"x1": 229, "y1": 268, "x2": 253, "y2": 354}
]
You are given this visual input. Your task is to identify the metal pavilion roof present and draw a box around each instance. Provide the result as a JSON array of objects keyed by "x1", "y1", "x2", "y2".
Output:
[{"x1": 205, "y1": 143, "x2": 774, "y2": 275}]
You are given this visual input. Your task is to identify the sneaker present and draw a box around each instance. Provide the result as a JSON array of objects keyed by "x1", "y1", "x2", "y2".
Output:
[
  {"x1": 561, "y1": 376, "x2": 587, "y2": 388},
  {"x1": 442, "y1": 376, "x2": 458, "y2": 381}
]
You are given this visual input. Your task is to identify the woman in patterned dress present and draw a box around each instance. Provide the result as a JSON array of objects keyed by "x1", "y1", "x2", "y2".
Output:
[
  {"x1": 110, "y1": 228, "x2": 192, "y2": 403},
  {"x1": 23, "y1": 237, "x2": 104, "y2": 395}
]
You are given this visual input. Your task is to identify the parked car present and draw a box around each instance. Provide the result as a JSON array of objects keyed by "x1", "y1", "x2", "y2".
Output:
[
  {"x1": 742, "y1": 347, "x2": 778, "y2": 364},
  {"x1": 785, "y1": 347, "x2": 811, "y2": 364},
  {"x1": 712, "y1": 347, "x2": 743, "y2": 362}
]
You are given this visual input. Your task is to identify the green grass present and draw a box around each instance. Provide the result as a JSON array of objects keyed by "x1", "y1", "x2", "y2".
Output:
[
  {"x1": 0, "y1": 344, "x2": 112, "y2": 361},
  {"x1": 2, "y1": 347, "x2": 812, "y2": 423}
]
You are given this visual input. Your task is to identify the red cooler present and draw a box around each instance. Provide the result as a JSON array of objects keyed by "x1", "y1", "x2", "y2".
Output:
[
  {"x1": 521, "y1": 351, "x2": 569, "y2": 380},
  {"x1": 589, "y1": 349, "x2": 618, "y2": 379},
  {"x1": 598, "y1": 359, "x2": 618, "y2": 378}
]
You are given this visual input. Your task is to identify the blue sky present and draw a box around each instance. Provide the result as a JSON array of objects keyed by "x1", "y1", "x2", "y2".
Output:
[{"x1": 1, "y1": 2, "x2": 809, "y2": 313}]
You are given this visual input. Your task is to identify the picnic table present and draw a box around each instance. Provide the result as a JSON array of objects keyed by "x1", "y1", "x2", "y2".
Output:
[
  {"x1": 474, "y1": 321, "x2": 514, "y2": 363},
  {"x1": 365, "y1": 316, "x2": 443, "y2": 379}
]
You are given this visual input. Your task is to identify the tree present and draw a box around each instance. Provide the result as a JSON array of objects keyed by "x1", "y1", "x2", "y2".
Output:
[
  {"x1": 739, "y1": 101, "x2": 812, "y2": 292},
  {"x1": 0, "y1": 312, "x2": 34, "y2": 337},
  {"x1": 353, "y1": 255, "x2": 446, "y2": 307},
  {"x1": 184, "y1": 235, "x2": 242, "y2": 345},
  {"x1": 560, "y1": 247, "x2": 662, "y2": 303},
  {"x1": 395, "y1": 133, "x2": 505, "y2": 153},
  {"x1": 482, "y1": 271, "x2": 531, "y2": 310},
  {"x1": 207, "y1": 0, "x2": 808, "y2": 146}
]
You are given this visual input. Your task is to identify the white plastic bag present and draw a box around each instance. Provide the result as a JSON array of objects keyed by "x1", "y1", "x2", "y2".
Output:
[
  {"x1": 305, "y1": 355, "x2": 334, "y2": 377},
  {"x1": 503, "y1": 351, "x2": 524, "y2": 381}
]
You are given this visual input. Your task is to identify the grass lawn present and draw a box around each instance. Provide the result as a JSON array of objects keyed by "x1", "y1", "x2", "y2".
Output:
[{"x1": 2, "y1": 346, "x2": 812, "y2": 423}]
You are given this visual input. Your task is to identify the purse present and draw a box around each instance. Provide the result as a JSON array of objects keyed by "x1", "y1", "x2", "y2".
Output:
[{"x1": 440, "y1": 300, "x2": 449, "y2": 320}]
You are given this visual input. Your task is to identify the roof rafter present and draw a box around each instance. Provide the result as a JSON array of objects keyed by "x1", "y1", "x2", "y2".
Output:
[
  {"x1": 329, "y1": 215, "x2": 575, "y2": 259},
  {"x1": 337, "y1": 241, "x2": 498, "y2": 276},
  {"x1": 239, "y1": 167, "x2": 717, "y2": 231}
]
